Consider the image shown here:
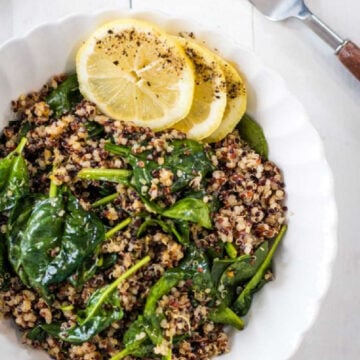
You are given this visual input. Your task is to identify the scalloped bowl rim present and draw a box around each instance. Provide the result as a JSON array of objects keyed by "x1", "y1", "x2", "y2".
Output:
[{"x1": 0, "y1": 8, "x2": 338, "y2": 360}]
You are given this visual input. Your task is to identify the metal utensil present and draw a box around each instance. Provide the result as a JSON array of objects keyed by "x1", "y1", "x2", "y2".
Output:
[{"x1": 249, "y1": 0, "x2": 360, "y2": 81}]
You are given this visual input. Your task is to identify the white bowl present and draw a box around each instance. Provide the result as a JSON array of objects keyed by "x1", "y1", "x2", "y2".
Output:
[{"x1": 0, "y1": 9, "x2": 337, "y2": 360}]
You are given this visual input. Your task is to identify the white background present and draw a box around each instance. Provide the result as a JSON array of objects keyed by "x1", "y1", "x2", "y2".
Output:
[{"x1": 0, "y1": 0, "x2": 359, "y2": 359}]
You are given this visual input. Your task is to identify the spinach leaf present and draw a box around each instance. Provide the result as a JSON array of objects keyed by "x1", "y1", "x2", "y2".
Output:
[
  {"x1": 144, "y1": 270, "x2": 185, "y2": 317},
  {"x1": 46, "y1": 74, "x2": 82, "y2": 117},
  {"x1": 111, "y1": 317, "x2": 155, "y2": 360},
  {"x1": 233, "y1": 225, "x2": 287, "y2": 316},
  {"x1": 211, "y1": 254, "x2": 252, "y2": 287},
  {"x1": 17, "y1": 122, "x2": 32, "y2": 141},
  {"x1": 105, "y1": 139, "x2": 213, "y2": 197},
  {"x1": 183, "y1": 188, "x2": 221, "y2": 214},
  {"x1": 178, "y1": 247, "x2": 246, "y2": 330},
  {"x1": 218, "y1": 242, "x2": 268, "y2": 306},
  {"x1": 0, "y1": 234, "x2": 11, "y2": 290},
  {"x1": 0, "y1": 137, "x2": 29, "y2": 212},
  {"x1": 7, "y1": 189, "x2": 105, "y2": 300},
  {"x1": 68, "y1": 217, "x2": 131, "y2": 290},
  {"x1": 79, "y1": 166, "x2": 212, "y2": 229},
  {"x1": 32, "y1": 256, "x2": 150, "y2": 344},
  {"x1": 237, "y1": 113, "x2": 268, "y2": 159},
  {"x1": 85, "y1": 121, "x2": 105, "y2": 139},
  {"x1": 69, "y1": 253, "x2": 118, "y2": 289},
  {"x1": 42, "y1": 191, "x2": 105, "y2": 287},
  {"x1": 179, "y1": 245, "x2": 216, "y2": 298},
  {"x1": 137, "y1": 218, "x2": 189, "y2": 246},
  {"x1": 162, "y1": 198, "x2": 212, "y2": 229},
  {"x1": 113, "y1": 269, "x2": 183, "y2": 360},
  {"x1": 164, "y1": 139, "x2": 214, "y2": 193}
]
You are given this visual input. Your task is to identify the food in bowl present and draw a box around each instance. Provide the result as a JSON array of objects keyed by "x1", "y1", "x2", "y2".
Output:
[{"x1": 0, "y1": 18, "x2": 287, "y2": 360}]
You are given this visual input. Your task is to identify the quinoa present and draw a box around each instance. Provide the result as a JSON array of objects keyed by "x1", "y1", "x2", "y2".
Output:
[{"x1": 0, "y1": 75, "x2": 286, "y2": 360}]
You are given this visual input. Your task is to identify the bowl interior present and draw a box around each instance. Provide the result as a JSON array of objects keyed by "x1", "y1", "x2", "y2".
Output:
[{"x1": 0, "y1": 9, "x2": 337, "y2": 360}]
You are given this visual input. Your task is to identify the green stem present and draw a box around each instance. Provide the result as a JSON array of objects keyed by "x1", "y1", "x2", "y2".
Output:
[
  {"x1": 92, "y1": 192, "x2": 119, "y2": 208},
  {"x1": 104, "y1": 143, "x2": 131, "y2": 157},
  {"x1": 209, "y1": 306, "x2": 244, "y2": 330},
  {"x1": 60, "y1": 304, "x2": 74, "y2": 312},
  {"x1": 233, "y1": 224, "x2": 287, "y2": 314},
  {"x1": 14, "y1": 137, "x2": 27, "y2": 154},
  {"x1": 49, "y1": 179, "x2": 58, "y2": 198},
  {"x1": 83, "y1": 255, "x2": 151, "y2": 325},
  {"x1": 225, "y1": 243, "x2": 238, "y2": 259},
  {"x1": 110, "y1": 348, "x2": 131, "y2": 360},
  {"x1": 77, "y1": 168, "x2": 132, "y2": 183},
  {"x1": 163, "y1": 347, "x2": 172, "y2": 360},
  {"x1": 105, "y1": 217, "x2": 132, "y2": 239}
]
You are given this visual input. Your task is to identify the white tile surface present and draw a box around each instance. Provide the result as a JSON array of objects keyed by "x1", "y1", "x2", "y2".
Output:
[{"x1": 0, "y1": 0, "x2": 360, "y2": 359}]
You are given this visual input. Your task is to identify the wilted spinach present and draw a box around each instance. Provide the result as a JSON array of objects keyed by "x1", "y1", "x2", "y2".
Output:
[
  {"x1": 79, "y1": 166, "x2": 212, "y2": 229},
  {"x1": 85, "y1": 121, "x2": 105, "y2": 139},
  {"x1": 211, "y1": 255, "x2": 252, "y2": 287},
  {"x1": 0, "y1": 137, "x2": 29, "y2": 212},
  {"x1": 233, "y1": 225, "x2": 287, "y2": 316},
  {"x1": 69, "y1": 253, "x2": 118, "y2": 289},
  {"x1": 113, "y1": 269, "x2": 184, "y2": 360},
  {"x1": 29, "y1": 255, "x2": 150, "y2": 344},
  {"x1": 7, "y1": 187, "x2": 105, "y2": 301},
  {"x1": 179, "y1": 245, "x2": 216, "y2": 299},
  {"x1": 111, "y1": 316, "x2": 155, "y2": 360},
  {"x1": 144, "y1": 269, "x2": 185, "y2": 316},
  {"x1": 137, "y1": 217, "x2": 190, "y2": 246},
  {"x1": 105, "y1": 139, "x2": 213, "y2": 197},
  {"x1": 67, "y1": 216, "x2": 130, "y2": 290},
  {"x1": 46, "y1": 74, "x2": 82, "y2": 117},
  {"x1": 237, "y1": 113, "x2": 269, "y2": 159},
  {"x1": 217, "y1": 242, "x2": 269, "y2": 306},
  {"x1": 162, "y1": 198, "x2": 212, "y2": 230},
  {"x1": 0, "y1": 233, "x2": 11, "y2": 290}
]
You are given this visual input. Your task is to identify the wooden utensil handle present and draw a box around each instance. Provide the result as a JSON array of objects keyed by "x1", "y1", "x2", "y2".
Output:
[{"x1": 337, "y1": 41, "x2": 360, "y2": 81}]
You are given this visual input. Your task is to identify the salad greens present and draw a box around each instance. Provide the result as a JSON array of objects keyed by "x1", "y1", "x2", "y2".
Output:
[
  {"x1": 0, "y1": 94, "x2": 285, "y2": 359},
  {"x1": 162, "y1": 197, "x2": 212, "y2": 229},
  {"x1": 137, "y1": 217, "x2": 190, "y2": 246},
  {"x1": 104, "y1": 139, "x2": 214, "y2": 197},
  {"x1": 29, "y1": 256, "x2": 150, "y2": 344},
  {"x1": 233, "y1": 225, "x2": 287, "y2": 316},
  {"x1": 237, "y1": 113, "x2": 269, "y2": 159},
  {"x1": 218, "y1": 242, "x2": 269, "y2": 306},
  {"x1": 0, "y1": 233, "x2": 11, "y2": 290},
  {"x1": 7, "y1": 184, "x2": 105, "y2": 301},
  {"x1": 46, "y1": 74, "x2": 82, "y2": 117},
  {"x1": 0, "y1": 137, "x2": 29, "y2": 212},
  {"x1": 78, "y1": 167, "x2": 213, "y2": 231}
]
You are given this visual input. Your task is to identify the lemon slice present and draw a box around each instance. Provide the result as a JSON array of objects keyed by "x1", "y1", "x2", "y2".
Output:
[
  {"x1": 76, "y1": 19, "x2": 195, "y2": 130},
  {"x1": 204, "y1": 54, "x2": 247, "y2": 143},
  {"x1": 172, "y1": 36, "x2": 227, "y2": 140}
]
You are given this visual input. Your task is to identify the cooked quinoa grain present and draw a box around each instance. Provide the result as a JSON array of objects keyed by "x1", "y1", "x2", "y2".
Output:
[{"x1": 0, "y1": 75, "x2": 286, "y2": 360}]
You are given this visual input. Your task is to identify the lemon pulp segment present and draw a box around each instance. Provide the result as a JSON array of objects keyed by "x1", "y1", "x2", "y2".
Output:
[{"x1": 76, "y1": 19, "x2": 195, "y2": 130}]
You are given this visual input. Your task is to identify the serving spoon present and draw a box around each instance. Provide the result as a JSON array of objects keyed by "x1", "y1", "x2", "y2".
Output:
[{"x1": 249, "y1": 0, "x2": 360, "y2": 81}]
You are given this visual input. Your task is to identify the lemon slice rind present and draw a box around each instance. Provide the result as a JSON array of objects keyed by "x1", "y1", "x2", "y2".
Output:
[
  {"x1": 204, "y1": 54, "x2": 247, "y2": 143},
  {"x1": 172, "y1": 36, "x2": 227, "y2": 141}
]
